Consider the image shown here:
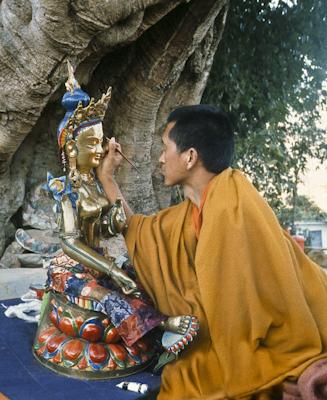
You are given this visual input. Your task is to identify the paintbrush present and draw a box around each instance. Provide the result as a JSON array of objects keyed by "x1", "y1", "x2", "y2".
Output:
[{"x1": 105, "y1": 137, "x2": 140, "y2": 173}]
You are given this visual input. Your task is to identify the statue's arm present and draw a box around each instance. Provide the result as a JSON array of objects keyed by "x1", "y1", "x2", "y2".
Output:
[{"x1": 60, "y1": 195, "x2": 139, "y2": 295}]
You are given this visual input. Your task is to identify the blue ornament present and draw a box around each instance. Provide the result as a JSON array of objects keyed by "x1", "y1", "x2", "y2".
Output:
[{"x1": 43, "y1": 172, "x2": 78, "y2": 212}]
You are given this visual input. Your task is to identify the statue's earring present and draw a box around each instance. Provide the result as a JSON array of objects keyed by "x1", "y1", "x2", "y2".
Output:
[
  {"x1": 66, "y1": 140, "x2": 81, "y2": 188},
  {"x1": 61, "y1": 150, "x2": 67, "y2": 172}
]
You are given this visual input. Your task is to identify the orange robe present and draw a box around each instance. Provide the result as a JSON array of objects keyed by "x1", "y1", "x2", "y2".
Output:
[{"x1": 125, "y1": 168, "x2": 327, "y2": 399}]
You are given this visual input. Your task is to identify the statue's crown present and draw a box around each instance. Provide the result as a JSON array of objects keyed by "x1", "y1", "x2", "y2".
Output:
[{"x1": 57, "y1": 61, "x2": 111, "y2": 149}]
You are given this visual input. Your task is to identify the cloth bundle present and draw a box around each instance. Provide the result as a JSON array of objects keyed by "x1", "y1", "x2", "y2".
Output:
[{"x1": 3, "y1": 290, "x2": 41, "y2": 323}]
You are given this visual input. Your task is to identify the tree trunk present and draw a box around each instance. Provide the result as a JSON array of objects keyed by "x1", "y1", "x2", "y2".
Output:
[{"x1": 0, "y1": 0, "x2": 229, "y2": 255}]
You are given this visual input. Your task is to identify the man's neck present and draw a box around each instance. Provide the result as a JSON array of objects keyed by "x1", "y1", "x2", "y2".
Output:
[{"x1": 183, "y1": 170, "x2": 216, "y2": 208}]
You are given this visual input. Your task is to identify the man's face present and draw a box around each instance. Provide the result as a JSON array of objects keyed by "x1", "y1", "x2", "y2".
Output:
[{"x1": 159, "y1": 122, "x2": 188, "y2": 186}]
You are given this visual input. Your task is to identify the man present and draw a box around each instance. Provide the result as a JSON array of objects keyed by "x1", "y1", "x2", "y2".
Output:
[{"x1": 97, "y1": 105, "x2": 327, "y2": 399}]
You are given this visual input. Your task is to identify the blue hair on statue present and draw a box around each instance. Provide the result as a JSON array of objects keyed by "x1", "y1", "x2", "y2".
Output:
[
  {"x1": 56, "y1": 64, "x2": 111, "y2": 150},
  {"x1": 57, "y1": 86, "x2": 90, "y2": 138}
]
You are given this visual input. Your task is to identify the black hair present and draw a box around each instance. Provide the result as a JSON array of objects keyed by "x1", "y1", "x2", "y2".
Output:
[{"x1": 167, "y1": 105, "x2": 234, "y2": 174}]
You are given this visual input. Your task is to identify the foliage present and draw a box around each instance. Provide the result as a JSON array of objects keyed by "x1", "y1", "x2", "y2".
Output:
[
  {"x1": 235, "y1": 113, "x2": 326, "y2": 211},
  {"x1": 203, "y1": 0, "x2": 327, "y2": 211},
  {"x1": 278, "y1": 195, "x2": 327, "y2": 228}
]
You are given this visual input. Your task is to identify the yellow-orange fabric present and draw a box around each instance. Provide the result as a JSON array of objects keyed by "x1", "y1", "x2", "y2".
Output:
[{"x1": 125, "y1": 168, "x2": 327, "y2": 399}]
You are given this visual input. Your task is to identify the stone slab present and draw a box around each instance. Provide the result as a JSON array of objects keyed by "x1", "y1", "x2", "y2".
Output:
[{"x1": 0, "y1": 268, "x2": 47, "y2": 300}]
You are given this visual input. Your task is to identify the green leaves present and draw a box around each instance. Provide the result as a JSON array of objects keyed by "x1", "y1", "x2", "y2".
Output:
[
  {"x1": 203, "y1": 0, "x2": 327, "y2": 215},
  {"x1": 278, "y1": 195, "x2": 327, "y2": 227}
]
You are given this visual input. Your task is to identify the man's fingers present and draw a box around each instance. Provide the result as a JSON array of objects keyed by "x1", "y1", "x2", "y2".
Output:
[
  {"x1": 109, "y1": 137, "x2": 117, "y2": 151},
  {"x1": 108, "y1": 142, "x2": 116, "y2": 151},
  {"x1": 102, "y1": 143, "x2": 109, "y2": 156},
  {"x1": 108, "y1": 137, "x2": 122, "y2": 152},
  {"x1": 109, "y1": 142, "x2": 121, "y2": 154}
]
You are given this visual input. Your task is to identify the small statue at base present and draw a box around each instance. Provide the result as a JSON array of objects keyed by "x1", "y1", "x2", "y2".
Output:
[{"x1": 33, "y1": 62, "x2": 199, "y2": 378}]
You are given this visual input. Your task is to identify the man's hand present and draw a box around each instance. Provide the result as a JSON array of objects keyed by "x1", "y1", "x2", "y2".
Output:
[
  {"x1": 97, "y1": 137, "x2": 123, "y2": 183},
  {"x1": 96, "y1": 136, "x2": 134, "y2": 223}
]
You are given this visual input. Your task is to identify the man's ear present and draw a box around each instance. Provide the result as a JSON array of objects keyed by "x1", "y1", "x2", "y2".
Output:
[{"x1": 185, "y1": 148, "x2": 198, "y2": 170}]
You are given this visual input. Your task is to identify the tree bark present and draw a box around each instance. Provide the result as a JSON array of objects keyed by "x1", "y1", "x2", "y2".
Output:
[{"x1": 0, "y1": 0, "x2": 229, "y2": 255}]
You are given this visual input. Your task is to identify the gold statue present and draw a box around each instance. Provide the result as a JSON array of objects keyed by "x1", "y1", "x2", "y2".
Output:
[{"x1": 33, "y1": 62, "x2": 199, "y2": 378}]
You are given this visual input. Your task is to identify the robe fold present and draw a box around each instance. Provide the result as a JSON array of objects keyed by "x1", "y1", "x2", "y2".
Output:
[{"x1": 125, "y1": 168, "x2": 327, "y2": 399}]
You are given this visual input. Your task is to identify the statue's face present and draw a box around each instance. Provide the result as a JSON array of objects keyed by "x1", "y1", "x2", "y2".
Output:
[{"x1": 75, "y1": 123, "x2": 104, "y2": 171}]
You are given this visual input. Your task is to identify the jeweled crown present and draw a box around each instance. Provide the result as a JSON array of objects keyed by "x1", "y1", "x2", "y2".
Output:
[{"x1": 57, "y1": 61, "x2": 112, "y2": 149}]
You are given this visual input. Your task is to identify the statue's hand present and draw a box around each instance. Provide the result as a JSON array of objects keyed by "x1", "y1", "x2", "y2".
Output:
[
  {"x1": 97, "y1": 137, "x2": 122, "y2": 182},
  {"x1": 110, "y1": 265, "x2": 141, "y2": 298}
]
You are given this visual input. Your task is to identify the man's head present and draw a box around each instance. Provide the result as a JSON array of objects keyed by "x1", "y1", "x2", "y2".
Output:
[{"x1": 159, "y1": 105, "x2": 234, "y2": 186}]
